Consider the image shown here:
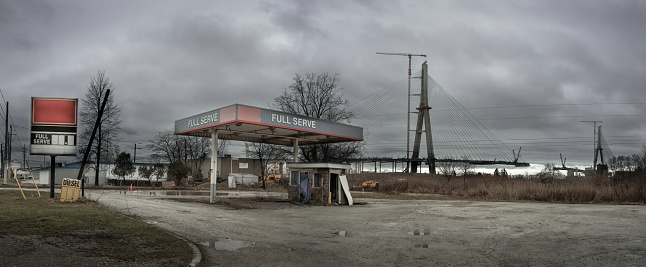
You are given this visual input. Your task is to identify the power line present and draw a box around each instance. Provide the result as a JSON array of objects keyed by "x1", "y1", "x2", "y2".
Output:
[
  {"x1": 467, "y1": 102, "x2": 646, "y2": 110},
  {"x1": 0, "y1": 89, "x2": 27, "y2": 158},
  {"x1": 476, "y1": 114, "x2": 646, "y2": 121}
]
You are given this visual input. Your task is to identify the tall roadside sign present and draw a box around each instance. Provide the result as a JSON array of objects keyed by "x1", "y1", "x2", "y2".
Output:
[{"x1": 30, "y1": 97, "x2": 78, "y2": 198}]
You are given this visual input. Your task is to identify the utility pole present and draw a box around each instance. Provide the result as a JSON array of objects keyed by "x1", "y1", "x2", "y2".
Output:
[
  {"x1": 377, "y1": 52, "x2": 426, "y2": 172},
  {"x1": 133, "y1": 143, "x2": 142, "y2": 164},
  {"x1": 1, "y1": 144, "x2": 3, "y2": 183},
  {"x1": 579, "y1": 120, "x2": 602, "y2": 171},
  {"x1": 22, "y1": 145, "x2": 26, "y2": 171},
  {"x1": 3, "y1": 102, "x2": 8, "y2": 184},
  {"x1": 2, "y1": 101, "x2": 10, "y2": 184},
  {"x1": 8, "y1": 125, "x2": 12, "y2": 179}
]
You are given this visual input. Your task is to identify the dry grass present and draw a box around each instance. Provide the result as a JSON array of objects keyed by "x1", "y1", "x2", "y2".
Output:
[
  {"x1": 0, "y1": 190, "x2": 193, "y2": 265},
  {"x1": 348, "y1": 173, "x2": 646, "y2": 204}
]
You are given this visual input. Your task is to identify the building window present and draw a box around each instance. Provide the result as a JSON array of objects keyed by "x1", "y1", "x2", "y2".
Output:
[
  {"x1": 314, "y1": 174, "x2": 322, "y2": 187},
  {"x1": 291, "y1": 171, "x2": 300, "y2": 185}
]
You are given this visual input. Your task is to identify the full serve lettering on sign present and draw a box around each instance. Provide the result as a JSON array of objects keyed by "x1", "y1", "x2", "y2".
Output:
[
  {"x1": 271, "y1": 114, "x2": 317, "y2": 129},
  {"x1": 188, "y1": 113, "x2": 218, "y2": 128}
]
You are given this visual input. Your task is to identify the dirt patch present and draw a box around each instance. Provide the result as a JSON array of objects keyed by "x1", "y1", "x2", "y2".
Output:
[
  {"x1": 0, "y1": 235, "x2": 174, "y2": 267},
  {"x1": 0, "y1": 232, "x2": 190, "y2": 267},
  {"x1": 88, "y1": 189, "x2": 646, "y2": 266},
  {"x1": 170, "y1": 196, "x2": 295, "y2": 210}
]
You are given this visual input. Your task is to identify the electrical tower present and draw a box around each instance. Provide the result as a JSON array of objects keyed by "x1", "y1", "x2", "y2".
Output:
[
  {"x1": 579, "y1": 120, "x2": 603, "y2": 172},
  {"x1": 376, "y1": 52, "x2": 426, "y2": 172}
]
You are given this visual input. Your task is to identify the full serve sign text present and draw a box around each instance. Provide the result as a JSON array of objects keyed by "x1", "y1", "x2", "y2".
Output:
[
  {"x1": 271, "y1": 114, "x2": 317, "y2": 129},
  {"x1": 187, "y1": 113, "x2": 218, "y2": 128}
]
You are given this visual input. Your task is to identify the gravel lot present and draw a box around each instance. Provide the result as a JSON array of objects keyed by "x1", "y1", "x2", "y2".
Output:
[{"x1": 87, "y1": 189, "x2": 645, "y2": 266}]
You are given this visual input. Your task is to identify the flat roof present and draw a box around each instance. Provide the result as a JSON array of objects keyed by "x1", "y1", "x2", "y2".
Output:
[
  {"x1": 286, "y1": 162, "x2": 351, "y2": 170},
  {"x1": 175, "y1": 104, "x2": 363, "y2": 146}
]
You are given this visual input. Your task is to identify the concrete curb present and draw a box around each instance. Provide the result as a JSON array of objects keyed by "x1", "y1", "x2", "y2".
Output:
[
  {"x1": 167, "y1": 231, "x2": 202, "y2": 266},
  {"x1": 187, "y1": 240, "x2": 202, "y2": 267},
  {"x1": 166, "y1": 231, "x2": 202, "y2": 267}
]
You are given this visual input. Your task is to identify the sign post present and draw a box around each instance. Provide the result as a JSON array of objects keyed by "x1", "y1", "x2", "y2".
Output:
[{"x1": 30, "y1": 97, "x2": 78, "y2": 198}]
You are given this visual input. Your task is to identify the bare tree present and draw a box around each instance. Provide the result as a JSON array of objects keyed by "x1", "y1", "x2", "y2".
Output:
[
  {"x1": 245, "y1": 142, "x2": 288, "y2": 189},
  {"x1": 537, "y1": 162, "x2": 558, "y2": 178},
  {"x1": 436, "y1": 158, "x2": 457, "y2": 180},
  {"x1": 184, "y1": 136, "x2": 211, "y2": 179},
  {"x1": 456, "y1": 156, "x2": 474, "y2": 176},
  {"x1": 153, "y1": 163, "x2": 166, "y2": 185},
  {"x1": 148, "y1": 130, "x2": 225, "y2": 178},
  {"x1": 138, "y1": 165, "x2": 154, "y2": 186},
  {"x1": 272, "y1": 73, "x2": 363, "y2": 162},
  {"x1": 610, "y1": 150, "x2": 646, "y2": 180},
  {"x1": 79, "y1": 70, "x2": 122, "y2": 185},
  {"x1": 216, "y1": 139, "x2": 229, "y2": 157},
  {"x1": 147, "y1": 130, "x2": 184, "y2": 163}
]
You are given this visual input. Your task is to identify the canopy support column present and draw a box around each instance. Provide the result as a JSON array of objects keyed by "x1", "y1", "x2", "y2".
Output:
[
  {"x1": 210, "y1": 129, "x2": 218, "y2": 203},
  {"x1": 292, "y1": 139, "x2": 299, "y2": 163}
]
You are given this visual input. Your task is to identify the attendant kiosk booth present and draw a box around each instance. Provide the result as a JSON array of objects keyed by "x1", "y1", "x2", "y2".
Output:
[
  {"x1": 175, "y1": 104, "x2": 363, "y2": 204},
  {"x1": 287, "y1": 162, "x2": 353, "y2": 205}
]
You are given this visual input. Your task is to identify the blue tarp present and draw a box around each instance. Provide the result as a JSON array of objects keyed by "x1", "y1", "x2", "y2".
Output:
[{"x1": 298, "y1": 172, "x2": 310, "y2": 204}]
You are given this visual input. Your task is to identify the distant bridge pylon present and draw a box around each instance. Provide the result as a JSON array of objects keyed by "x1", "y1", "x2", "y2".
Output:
[{"x1": 353, "y1": 62, "x2": 529, "y2": 171}]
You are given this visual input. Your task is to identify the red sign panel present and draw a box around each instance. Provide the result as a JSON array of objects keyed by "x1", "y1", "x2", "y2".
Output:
[{"x1": 31, "y1": 98, "x2": 78, "y2": 126}]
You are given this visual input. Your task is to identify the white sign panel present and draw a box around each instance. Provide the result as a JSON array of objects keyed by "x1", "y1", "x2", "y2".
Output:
[{"x1": 30, "y1": 97, "x2": 78, "y2": 156}]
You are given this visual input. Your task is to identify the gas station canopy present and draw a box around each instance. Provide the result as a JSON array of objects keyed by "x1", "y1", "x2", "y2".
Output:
[{"x1": 174, "y1": 104, "x2": 363, "y2": 145}]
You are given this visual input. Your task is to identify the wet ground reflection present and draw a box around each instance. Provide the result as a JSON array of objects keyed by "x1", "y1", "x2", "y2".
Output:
[
  {"x1": 199, "y1": 238, "x2": 255, "y2": 251},
  {"x1": 133, "y1": 190, "x2": 228, "y2": 196}
]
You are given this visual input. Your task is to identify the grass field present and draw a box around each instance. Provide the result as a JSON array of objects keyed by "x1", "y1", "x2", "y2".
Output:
[
  {"x1": 0, "y1": 189, "x2": 192, "y2": 265},
  {"x1": 347, "y1": 173, "x2": 646, "y2": 204}
]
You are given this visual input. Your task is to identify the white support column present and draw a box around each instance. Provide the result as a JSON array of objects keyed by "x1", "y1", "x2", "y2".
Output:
[
  {"x1": 292, "y1": 139, "x2": 299, "y2": 163},
  {"x1": 210, "y1": 129, "x2": 218, "y2": 203}
]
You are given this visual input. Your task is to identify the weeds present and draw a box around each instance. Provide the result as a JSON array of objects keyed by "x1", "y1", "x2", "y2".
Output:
[{"x1": 348, "y1": 173, "x2": 646, "y2": 204}]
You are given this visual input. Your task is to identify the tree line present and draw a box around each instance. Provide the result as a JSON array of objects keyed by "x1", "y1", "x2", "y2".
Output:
[{"x1": 608, "y1": 146, "x2": 646, "y2": 180}]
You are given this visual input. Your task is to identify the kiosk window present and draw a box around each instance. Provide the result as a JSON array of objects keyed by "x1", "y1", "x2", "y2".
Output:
[
  {"x1": 300, "y1": 172, "x2": 309, "y2": 186},
  {"x1": 291, "y1": 171, "x2": 300, "y2": 185}
]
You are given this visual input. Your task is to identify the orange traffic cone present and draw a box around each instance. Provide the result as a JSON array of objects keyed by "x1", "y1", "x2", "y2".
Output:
[{"x1": 130, "y1": 184, "x2": 133, "y2": 195}]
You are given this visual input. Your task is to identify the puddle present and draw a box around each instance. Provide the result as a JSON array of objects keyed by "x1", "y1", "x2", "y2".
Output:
[
  {"x1": 135, "y1": 191, "x2": 228, "y2": 196},
  {"x1": 408, "y1": 229, "x2": 431, "y2": 235},
  {"x1": 415, "y1": 244, "x2": 429, "y2": 248},
  {"x1": 199, "y1": 238, "x2": 255, "y2": 251}
]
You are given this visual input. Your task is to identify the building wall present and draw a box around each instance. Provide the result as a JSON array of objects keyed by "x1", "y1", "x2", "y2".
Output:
[
  {"x1": 34, "y1": 159, "x2": 292, "y2": 185},
  {"x1": 37, "y1": 163, "x2": 168, "y2": 185},
  {"x1": 38, "y1": 168, "x2": 84, "y2": 185},
  {"x1": 195, "y1": 157, "x2": 271, "y2": 179}
]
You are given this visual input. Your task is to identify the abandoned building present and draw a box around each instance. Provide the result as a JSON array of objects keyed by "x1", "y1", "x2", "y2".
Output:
[{"x1": 287, "y1": 162, "x2": 353, "y2": 205}]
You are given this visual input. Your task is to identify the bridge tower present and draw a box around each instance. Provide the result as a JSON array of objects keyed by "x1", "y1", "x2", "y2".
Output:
[{"x1": 410, "y1": 62, "x2": 435, "y2": 174}]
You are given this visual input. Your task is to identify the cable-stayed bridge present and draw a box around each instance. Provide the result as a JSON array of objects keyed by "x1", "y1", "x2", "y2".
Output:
[{"x1": 352, "y1": 62, "x2": 529, "y2": 172}]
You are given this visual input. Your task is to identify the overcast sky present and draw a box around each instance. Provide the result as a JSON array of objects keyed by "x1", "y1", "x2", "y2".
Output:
[{"x1": 2, "y1": 0, "x2": 645, "y2": 171}]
